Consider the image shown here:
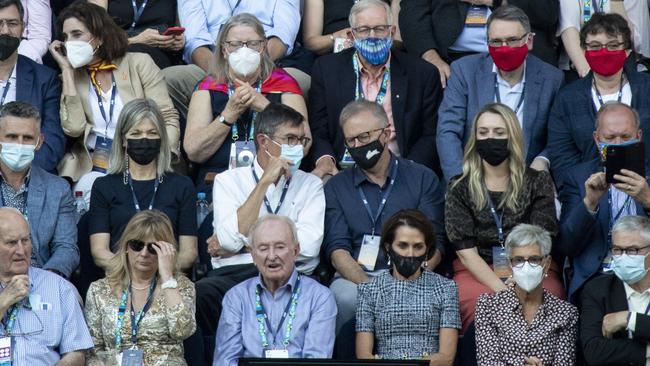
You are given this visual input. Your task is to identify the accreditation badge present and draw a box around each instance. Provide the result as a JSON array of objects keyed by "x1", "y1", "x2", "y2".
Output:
[
  {"x1": 358, "y1": 234, "x2": 381, "y2": 271},
  {"x1": 264, "y1": 349, "x2": 289, "y2": 358}
]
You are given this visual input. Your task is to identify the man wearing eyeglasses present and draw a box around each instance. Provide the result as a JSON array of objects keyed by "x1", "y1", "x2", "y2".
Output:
[
  {"x1": 559, "y1": 102, "x2": 650, "y2": 304},
  {"x1": 308, "y1": 0, "x2": 442, "y2": 179},
  {"x1": 190, "y1": 103, "x2": 325, "y2": 365},
  {"x1": 436, "y1": 5, "x2": 564, "y2": 183},
  {"x1": 580, "y1": 214, "x2": 650, "y2": 366},
  {"x1": 323, "y1": 99, "x2": 445, "y2": 358},
  {"x1": 548, "y1": 12, "x2": 650, "y2": 189},
  {"x1": 0, "y1": 207, "x2": 92, "y2": 365}
]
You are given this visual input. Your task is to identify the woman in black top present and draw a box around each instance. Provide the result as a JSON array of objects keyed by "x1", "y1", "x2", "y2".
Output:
[
  {"x1": 92, "y1": 0, "x2": 183, "y2": 69},
  {"x1": 88, "y1": 98, "x2": 197, "y2": 271}
]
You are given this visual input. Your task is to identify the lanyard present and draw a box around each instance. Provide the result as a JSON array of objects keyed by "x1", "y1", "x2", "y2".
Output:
[
  {"x1": 352, "y1": 54, "x2": 390, "y2": 105},
  {"x1": 593, "y1": 75, "x2": 624, "y2": 111},
  {"x1": 114, "y1": 277, "x2": 157, "y2": 350},
  {"x1": 94, "y1": 73, "x2": 117, "y2": 137},
  {"x1": 357, "y1": 160, "x2": 399, "y2": 236},
  {"x1": 2, "y1": 305, "x2": 20, "y2": 334},
  {"x1": 494, "y1": 74, "x2": 525, "y2": 115},
  {"x1": 228, "y1": 81, "x2": 262, "y2": 141},
  {"x1": 0, "y1": 65, "x2": 14, "y2": 106},
  {"x1": 251, "y1": 165, "x2": 290, "y2": 214},
  {"x1": 486, "y1": 193, "x2": 505, "y2": 246},
  {"x1": 129, "y1": 0, "x2": 149, "y2": 31},
  {"x1": 0, "y1": 180, "x2": 29, "y2": 219},
  {"x1": 255, "y1": 274, "x2": 301, "y2": 349},
  {"x1": 608, "y1": 188, "x2": 632, "y2": 228},
  {"x1": 127, "y1": 176, "x2": 160, "y2": 212}
]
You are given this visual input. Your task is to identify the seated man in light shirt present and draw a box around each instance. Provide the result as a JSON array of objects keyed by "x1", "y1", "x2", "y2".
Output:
[
  {"x1": 0, "y1": 207, "x2": 92, "y2": 365},
  {"x1": 214, "y1": 214, "x2": 337, "y2": 365}
]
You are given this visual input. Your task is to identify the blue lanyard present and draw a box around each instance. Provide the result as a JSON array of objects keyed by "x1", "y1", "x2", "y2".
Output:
[
  {"x1": 593, "y1": 75, "x2": 624, "y2": 112},
  {"x1": 129, "y1": 0, "x2": 149, "y2": 31},
  {"x1": 127, "y1": 176, "x2": 160, "y2": 212},
  {"x1": 352, "y1": 54, "x2": 390, "y2": 105},
  {"x1": 357, "y1": 160, "x2": 399, "y2": 236},
  {"x1": 227, "y1": 81, "x2": 262, "y2": 141},
  {"x1": 255, "y1": 275, "x2": 301, "y2": 349},
  {"x1": 251, "y1": 165, "x2": 290, "y2": 214},
  {"x1": 494, "y1": 74, "x2": 525, "y2": 115},
  {"x1": 114, "y1": 277, "x2": 157, "y2": 350},
  {"x1": 94, "y1": 73, "x2": 117, "y2": 137},
  {"x1": 608, "y1": 188, "x2": 632, "y2": 227},
  {"x1": 0, "y1": 65, "x2": 14, "y2": 106},
  {"x1": 486, "y1": 193, "x2": 505, "y2": 246}
]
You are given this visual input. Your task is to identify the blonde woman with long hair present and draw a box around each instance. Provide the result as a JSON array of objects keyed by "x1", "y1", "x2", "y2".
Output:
[{"x1": 444, "y1": 103, "x2": 564, "y2": 332}]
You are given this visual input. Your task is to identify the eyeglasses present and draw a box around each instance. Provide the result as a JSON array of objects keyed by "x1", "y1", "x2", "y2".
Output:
[
  {"x1": 8, "y1": 309, "x2": 44, "y2": 337},
  {"x1": 344, "y1": 128, "x2": 385, "y2": 147},
  {"x1": 0, "y1": 19, "x2": 22, "y2": 31},
  {"x1": 271, "y1": 134, "x2": 311, "y2": 147},
  {"x1": 612, "y1": 245, "x2": 650, "y2": 256},
  {"x1": 223, "y1": 40, "x2": 265, "y2": 52},
  {"x1": 127, "y1": 239, "x2": 157, "y2": 255},
  {"x1": 352, "y1": 25, "x2": 391, "y2": 38},
  {"x1": 509, "y1": 255, "x2": 546, "y2": 268},
  {"x1": 487, "y1": 33, "x2": 529, "y2": 48},
  {"x1": 585, "y1": 41, "x2": 626, "y2": 51}
]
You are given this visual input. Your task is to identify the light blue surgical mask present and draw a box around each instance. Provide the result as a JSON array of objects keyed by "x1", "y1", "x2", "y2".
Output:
[
  {"x1": 612, "y1": 253, "x2": 649, "y2": 284},
  {"x1": 0, "y1": 141, "x2": 36, "y2": 172},
  {"x1": 270, "y1": 139, "x2": 304, "y2": 176}
]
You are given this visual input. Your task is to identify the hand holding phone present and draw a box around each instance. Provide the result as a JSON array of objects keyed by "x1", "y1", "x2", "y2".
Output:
[{"x1": 162, "y1": 26, "x2": 185, "y2": 36}]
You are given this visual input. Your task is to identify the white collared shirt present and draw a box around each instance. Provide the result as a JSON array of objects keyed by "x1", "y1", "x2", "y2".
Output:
[
  {"x1": 0, "y1": 65, "x2": 17, "y2": 106},
  {"x1": 211, "y1": 157, "x2": 325, "y2": 274},
  {"x1": 623, "y1": 281, "x2": 650, "y2": 365},
  {"x1": 86, "y1": 82, "x2": 124, "y2": 150},
  {"x1": 591, "y1": 82, "x2": 632, "y2": 112},
  {"x1": 492, "y1": 62, "x2": 526, "y2": 127}
]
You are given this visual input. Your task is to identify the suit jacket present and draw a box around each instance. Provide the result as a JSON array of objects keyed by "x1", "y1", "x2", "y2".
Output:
[
  {"x1": 24, "y1": 165, "x2": 78, "y2": 277},
  {"x1": 15, "y1": 55, "x2": 65, "y2": 174},
  {"x1": 548, "y1": 66, "x2": 650, "y2": 189},
  {"x1": 307, "y1": 48, "x2": 442, "y2": 173},
  {"x1": 559, "y1": 159, "x2": 650, "y2": 302},
  {"x1": 399, "y1": 0, "x2": 560, "y2": 66},
  {"x1": 437, "y1": 53, "x2": 564, "y2": 181},
  {"x1": 58, "y1": 52, "x2": 180, "y2": 182},
  {"x1": 580, "y1": 274, "x2": 650, "y2": 366}
]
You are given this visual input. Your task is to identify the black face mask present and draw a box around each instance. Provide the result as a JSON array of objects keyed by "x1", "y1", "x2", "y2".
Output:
[
  {"x1": 127, "y1": 138, "x2": 161, "y2": 165},
  {"x1": 475, "y1": 138, "x2": 510, "y2": 166},
  {"x1": 0, "y1": 35, "x2": 20, "y2": 61},
  {"x1": 348, "y1": 139, "x2": 384, "y2": 170},
  {"x1": 389, "y1": 249, "x2": 427, "y2": 278}
]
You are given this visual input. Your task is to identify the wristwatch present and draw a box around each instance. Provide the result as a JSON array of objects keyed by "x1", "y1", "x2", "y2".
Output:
[
  {"x1": 161, "y1": 277, "x2": 178, "y2": 289},
  {"x1": 217, "y1": 114, "x2": 234, "y2": 127}
]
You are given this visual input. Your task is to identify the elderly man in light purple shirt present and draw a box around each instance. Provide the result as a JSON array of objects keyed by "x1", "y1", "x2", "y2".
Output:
[{"x1": 214, "y1": 214, "x2": 337, "y2": 365}]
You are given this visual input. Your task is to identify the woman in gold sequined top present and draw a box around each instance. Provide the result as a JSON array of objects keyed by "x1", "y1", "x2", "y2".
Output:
[{"x1": 84, "y1": 209, "x2": 196, "y2": 366}]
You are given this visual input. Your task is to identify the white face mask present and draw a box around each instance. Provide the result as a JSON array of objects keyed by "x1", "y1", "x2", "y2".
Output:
[
  {"x1": 65, "y1": 40, "x2": 95, "y2": 68},
  {"x1": 0, "y1": 142, "x2": 36, "y2": 172},
  {"x1": 512, "y1": 262, "x2": 545, "y2": 293},
  {"x1": 228, "y1": 46, "x2": 261, "y2": 76}
]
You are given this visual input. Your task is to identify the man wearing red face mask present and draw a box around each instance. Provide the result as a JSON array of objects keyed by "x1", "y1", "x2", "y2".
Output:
[
  {"x1": 437, "y1": 5, "x2": 564, "y2": 182},
  {"x1": 548, "y1": 13, "x2": 650, "y2": 190}
]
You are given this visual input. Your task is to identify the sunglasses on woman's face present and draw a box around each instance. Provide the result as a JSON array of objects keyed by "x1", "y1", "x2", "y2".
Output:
[{"x1": 127, "y1": 239, "x2": 158, "y2": 255}]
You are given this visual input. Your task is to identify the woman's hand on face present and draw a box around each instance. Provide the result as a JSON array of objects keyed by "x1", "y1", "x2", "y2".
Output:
[
  {"x1": 235, "y1": 79, "x2": 270, "y2": 112},
  {"x1": 152, "y1": 241, "x2": 176, "y2": 282},
  {"x1": 49, "y1": 40, "x2": 73, "y2": 71}
]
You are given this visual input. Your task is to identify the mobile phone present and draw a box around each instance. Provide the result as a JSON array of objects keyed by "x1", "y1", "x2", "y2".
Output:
[
  {"x1": 162, "y1": 26, "x2": 185, "y2": 36},
  {"x1": 604, "y1": 141, "x2": 646, "y2": 183}
]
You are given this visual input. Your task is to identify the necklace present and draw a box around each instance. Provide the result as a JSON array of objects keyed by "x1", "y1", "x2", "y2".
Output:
[{"x1": 131, "y1": 283, "x2": 151, "y2": 291}]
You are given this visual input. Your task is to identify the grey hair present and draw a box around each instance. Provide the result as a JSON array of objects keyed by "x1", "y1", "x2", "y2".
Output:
[
  {"x1": 212, "y1": 13, "x2": 275, "y2": 82},
  {"x1": 339, "y1": 99, "x2": 389, "y2": 129},
  {"x1": 611, "y1": 215, "x2": 650, "y2": 245},
  {"x1": 595, "y1": 101, "x2": 641, "y2": 130},
  {"x1": 349, "y1": 0, "x2": 393, "y2": 28},
  {"x1": 253, "y1": 103, "x2": 304, "y2": 150},
  {"x1": 108, "y1": 98, "x2": 172, "y2": 176},
  {"x1": 505, "y1": 224, "x2": 552, "y2": 257},
  {"x1": 486, "y1": 5, "x2": 531, "y2": 37},
  {"x1": 0, "y1": 101, "x2": 41, "y2": 132},
  {"x1": 248, "y1": 214, "x2": 299, "y2": 248}
]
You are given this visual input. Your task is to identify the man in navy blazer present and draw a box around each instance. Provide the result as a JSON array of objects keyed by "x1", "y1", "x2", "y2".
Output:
[
  {"x1": 436, "y1": 6, "x2": 563, "y2": 182},
  {"x1": 0, "y1": 0, "x2": 64, "y2": 173},
  {"x1": 0, "y1": 102, "x2": 78, "y2": 277},
  {"x1": 559, "y1": 103, "x2": 650, "y2": 302},
  {"x1": 307, "y1": 0, "x2": 442, "y2": 178}
]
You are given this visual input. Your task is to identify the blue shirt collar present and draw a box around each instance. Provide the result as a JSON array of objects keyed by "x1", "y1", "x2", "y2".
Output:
[{"x1": 257, "y1": 267, "x2": 299, "y2": 294}]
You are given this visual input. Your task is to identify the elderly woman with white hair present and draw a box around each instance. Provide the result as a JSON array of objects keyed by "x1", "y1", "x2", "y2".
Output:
[{"x1": 475, "y1": 224, "x2": 579, "y2": 366}]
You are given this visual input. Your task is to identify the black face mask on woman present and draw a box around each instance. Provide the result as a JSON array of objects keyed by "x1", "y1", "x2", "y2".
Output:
[
  {"x1": 475, "y1": 138, "x2": 510, "y2": 166},
  {"x1": 127, "y1": 138, "x2": 161, "y2": 165},
  {"x1": 389, "y1": 248, "x2": 427, "y2": 278}
]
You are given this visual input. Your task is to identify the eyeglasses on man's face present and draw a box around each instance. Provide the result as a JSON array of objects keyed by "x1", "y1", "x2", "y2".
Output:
[{"x1": 488, "y1": 33, "x2": 529, "y2": 48}]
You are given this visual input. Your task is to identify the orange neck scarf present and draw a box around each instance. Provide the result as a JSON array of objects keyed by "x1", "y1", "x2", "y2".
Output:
[{"x1": 86, "y1": 60, "x2": 118, "y2": 93}]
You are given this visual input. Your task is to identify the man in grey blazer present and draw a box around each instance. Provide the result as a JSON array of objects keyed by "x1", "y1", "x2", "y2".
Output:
[
  {"x1": 437, "y1": 5, "x2": 564, "y2": 182},
  {"x1": 0, "y1": 101, "x2": 78, "y2": 277}
]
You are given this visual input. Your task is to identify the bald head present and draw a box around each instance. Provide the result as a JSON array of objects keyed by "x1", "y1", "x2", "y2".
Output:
[
  {"x1": 0, "y1": 207, "x2": 27, "y2": 231},
  {"x1": 594, "y1": 102, "x2": 642, "y2": 146},
  {"x1": 0, "y1": 207, "x2": 31, "y2": 280}
]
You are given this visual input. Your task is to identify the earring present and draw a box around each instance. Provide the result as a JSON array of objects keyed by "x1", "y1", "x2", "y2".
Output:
[{"x1": 123, "y1": 152, "x2": 130, "y2": 184}]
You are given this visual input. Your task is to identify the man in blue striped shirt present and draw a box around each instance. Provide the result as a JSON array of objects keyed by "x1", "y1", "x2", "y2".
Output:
[{"x1": 0, "y1": 207, "x2": 92, "y2": 365}]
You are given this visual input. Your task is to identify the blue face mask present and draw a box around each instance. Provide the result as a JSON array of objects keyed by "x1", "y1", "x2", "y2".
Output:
[
  {"x1": 354, "y1": 37, "x2": 392, "y2": 66},
  {"x1": 271, "y1": 140, "x2": 303, "y2": 176},
  {"x1": 612, "y1": 253, "x2": 649, "y2": 284}
]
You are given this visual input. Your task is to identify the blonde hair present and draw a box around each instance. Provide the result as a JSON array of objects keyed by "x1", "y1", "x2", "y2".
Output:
[
  {"x1": 212, "y1": 13, "x2": 275, "y2": 83},
  {"x1": 453, "y1": 103, "x2": 526, "y2": 212},
  {"x1": 106, "y1": 210, "x2": 179, "y2": 293}
]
